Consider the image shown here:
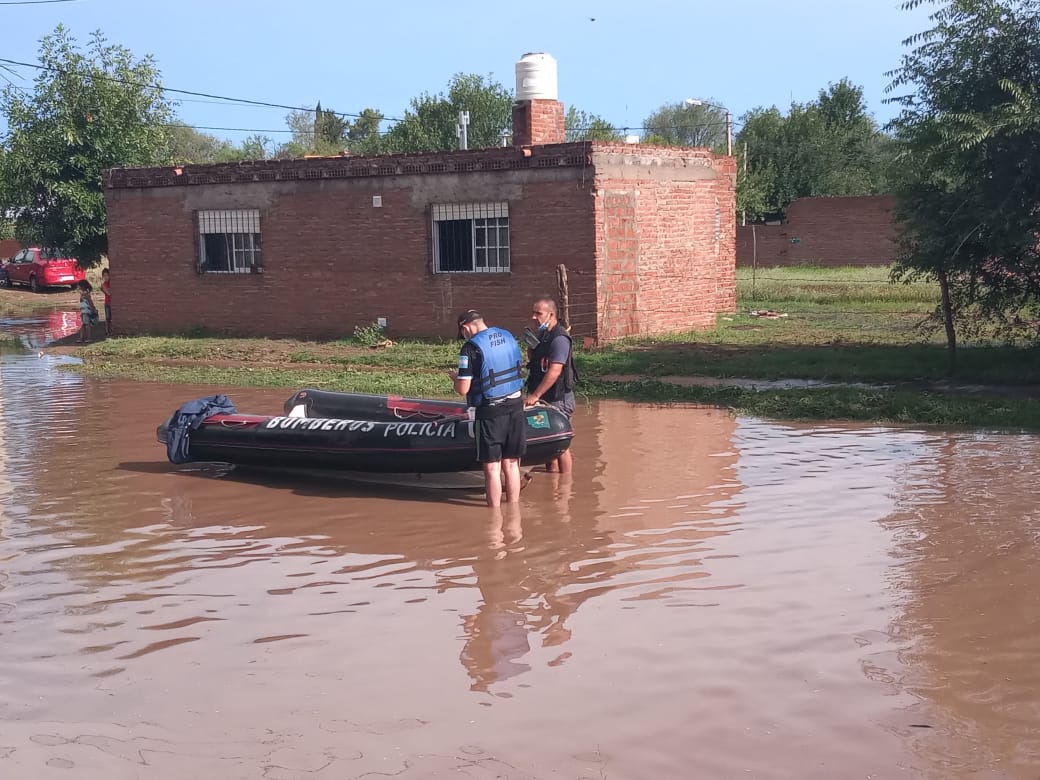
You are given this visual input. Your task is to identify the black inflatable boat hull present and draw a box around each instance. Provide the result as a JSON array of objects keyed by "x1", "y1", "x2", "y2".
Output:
[{"x1": 159, "y1": 390, "x2": 573, "y2": 473}]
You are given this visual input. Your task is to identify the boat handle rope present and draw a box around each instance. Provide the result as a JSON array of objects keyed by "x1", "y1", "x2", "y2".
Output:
[{"x1": 392, "y1": 408, "x2": 447, "y2": 420}]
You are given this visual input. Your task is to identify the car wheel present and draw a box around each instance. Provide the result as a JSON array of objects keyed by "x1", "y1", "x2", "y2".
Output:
[
  {"x1": 0, "y1": 277, "x2": 8, "y2": 288},
  {"x1": 30, "y1": 275, "x2": 39, "y2": 293}
]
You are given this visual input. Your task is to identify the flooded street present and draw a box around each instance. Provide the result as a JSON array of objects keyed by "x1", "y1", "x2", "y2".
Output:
[{"x1": 1, "y1": 318, "x2": 1039, "y2": 779}]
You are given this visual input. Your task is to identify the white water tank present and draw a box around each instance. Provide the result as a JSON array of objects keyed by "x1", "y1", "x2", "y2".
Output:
[{"x1": 515, "y1": 52, "x2": 558, "y2": 101}]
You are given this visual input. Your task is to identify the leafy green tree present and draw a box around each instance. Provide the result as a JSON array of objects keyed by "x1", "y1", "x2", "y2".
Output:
[
  {"x1": 230, "y1": 134, "x2": 273, "y2": 160},
  {"x1": 0, "y1": 26, "x2": 174, "y2": 265},
  {"x1": 887, "y1": 0, "x2": 1040, "y2": 361},
  {"x1": 565, "y1": 107, "x2": 622, "y2": 142},
  {"x1": 347, "y1": 108, "x2": 384, "y2": 146},
  {"x1": 277, "y1": 104, "x2": 384, "y2": 157},
  {"x1": 737, "y1": 80, "x2": 893, "y2": 220},
  {"x1": 167, "y1": 124, "x2": 237, "y2": 164},
  {"x1": 314, "y1": 101, "x2": 348, "y2": 152},
  {"x1": 383, "y1": 73, "x2": 513, "y2": 152},
  {"x1": 641, "y1": 101, "x2": 728, "y2": 148}
]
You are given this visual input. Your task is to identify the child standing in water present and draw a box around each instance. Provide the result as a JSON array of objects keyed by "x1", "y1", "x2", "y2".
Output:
[
  {"x1": 100, "y1": 267, "x2": 111, "y2": 336},
  {"x1": 77, "y1": 279, "x2": 99, "y2": 343}
]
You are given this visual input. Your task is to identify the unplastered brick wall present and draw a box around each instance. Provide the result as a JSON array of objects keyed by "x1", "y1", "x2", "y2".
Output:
[
  {"x1": 104, "y1": 150, "x2": 597, "y2": 341},
  {"x1": 736, "y1": 194, "x2": 897, "y2": 267},
  {"x1": 104, "y1": 141, "x2": 735, "y2": 342},
  {"x1": 512, "y1": 100, "x2": 566, "y2": 147},
  {"x1": 591, "y1": 144, "x2": 737, "y2": 341},
  {"x1": 0, "y1": 239, "x2": 22, "y2": 259}
]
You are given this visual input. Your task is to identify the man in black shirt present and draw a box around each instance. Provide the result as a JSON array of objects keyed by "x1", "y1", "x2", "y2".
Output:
[{"x1": 525, "y1": 297, "x2": 575, "y2": 473}]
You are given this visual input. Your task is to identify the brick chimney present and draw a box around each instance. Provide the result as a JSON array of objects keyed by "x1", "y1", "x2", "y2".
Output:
[
  {"x1": 511, "y1": 52, "x2": 565, "y2": 147},
  {"x1": 512, "y1": 100, "x2": 566, "y2": 146}
]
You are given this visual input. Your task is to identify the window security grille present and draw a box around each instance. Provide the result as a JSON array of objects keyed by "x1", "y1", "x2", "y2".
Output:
[
  {"x1": 197, "y1": 209, "x2": 263, "y2": 273},
  {"x1": 432, "y1": 203, "x2": 510, "y2": 273}
]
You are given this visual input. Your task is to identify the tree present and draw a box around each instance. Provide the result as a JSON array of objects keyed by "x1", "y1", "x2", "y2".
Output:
[
  {"x1": 313, "y1": 101, "x2": 348, "y2": 152},
  {"x1": 346, "y1": 108, "x2": 386, "y2": 153},
  {"x1": 736, "y1": 80, "x2": 893, "y2": 221},
  {"x1": 565, "y1": 107, "x2": 622, "y2": 142},
  {"x1": 167, "y1": 125, "x2": 237, "y2": 164},
  {"x1": 641, "y1": 101, "x2": 728, "y2": 149},
  {"x1": 277, "y1": 104, "x2": 384, "y2": 157},
  {"x1": 0, "y1": 26, "x2": 173, "y2": 265},
  {"x1": 383, "y1": 73, "x2": 513, "y2": 153},
  {"x1": 229, "y1": 134, "x2": 273, "y2": 161},
  {"x1": 887, "y1": 0, "x2": 1040, "y2": 361}
]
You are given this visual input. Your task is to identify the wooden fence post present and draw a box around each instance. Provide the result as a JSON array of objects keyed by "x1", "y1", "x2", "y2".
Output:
[{"x1": 556, "y1": 263, "x2": 571, "y2": 333}]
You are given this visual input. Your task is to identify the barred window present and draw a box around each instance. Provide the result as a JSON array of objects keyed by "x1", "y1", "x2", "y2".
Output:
[
  {"x1": 197, "y1": 209, "x2": 262, "y2": 274},
  {"x1": 432, "y1": 202, "x2": 509, "y2": 273}
]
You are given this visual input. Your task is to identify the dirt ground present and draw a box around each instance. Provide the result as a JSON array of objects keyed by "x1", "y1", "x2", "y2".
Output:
[{"x1": 0, "y1": 284, "x2": 82, "y2": 314}]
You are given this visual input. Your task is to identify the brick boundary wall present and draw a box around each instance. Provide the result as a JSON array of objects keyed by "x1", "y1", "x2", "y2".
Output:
[
  {"x1": 0, "y1": 239, "x2": 22, "y2": 259},
  {"x1": 736, "y1": 194, "x2": 897, "y2": 267}
]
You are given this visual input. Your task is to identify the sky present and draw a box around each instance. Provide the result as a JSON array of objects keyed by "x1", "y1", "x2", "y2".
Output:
[{"x1": 1, "y1": 0, "x2": 936, "y2": 147}]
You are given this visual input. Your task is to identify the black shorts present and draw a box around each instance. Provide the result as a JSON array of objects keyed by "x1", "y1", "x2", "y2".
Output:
[{"x1": 475, "y1": 402, "x2": 527, "y2": 464}]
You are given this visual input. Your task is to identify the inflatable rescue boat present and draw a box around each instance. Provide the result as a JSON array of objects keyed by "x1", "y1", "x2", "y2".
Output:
[{"x1": 157, "y1": 388, "x2": 573, "y2": 474}]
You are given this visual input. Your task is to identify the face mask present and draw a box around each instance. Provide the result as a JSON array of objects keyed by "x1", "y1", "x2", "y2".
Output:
[{"x1": 538, "y1": 321, "x2": 550, "y2": 332}]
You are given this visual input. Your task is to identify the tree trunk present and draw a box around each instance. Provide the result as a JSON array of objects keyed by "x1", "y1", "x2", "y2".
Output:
[{"x1": 938, "y1": 268, "x2": 957, "y2": 372}]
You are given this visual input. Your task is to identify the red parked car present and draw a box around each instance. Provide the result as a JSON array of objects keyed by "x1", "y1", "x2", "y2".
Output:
[{"x1": 5, "y1": 247, "x2": 86, "y2": 292}]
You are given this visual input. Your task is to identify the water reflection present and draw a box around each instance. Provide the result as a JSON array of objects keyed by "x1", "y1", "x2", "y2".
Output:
[
  {"x1": 880, "y1": 434, "x2": 1040, "y2": 774},
  {"x1": 1, "y1": 309, "x2": 80, "y2": 350},
  {"x1": 461, "y1": 503, "x2": 533, "y2": 691},
  {"x1": 2, "y1": 313, "x2": 1040, "y2": 778}
]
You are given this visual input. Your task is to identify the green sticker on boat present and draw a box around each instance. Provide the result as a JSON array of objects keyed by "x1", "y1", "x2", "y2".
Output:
[{"x1": 528, "y1": 411, "x2": 551, "y2": 429}]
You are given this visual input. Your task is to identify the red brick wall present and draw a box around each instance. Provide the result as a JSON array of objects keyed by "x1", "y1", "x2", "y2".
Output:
[
  {"x1": 104, "y1": 142, "x2": 733, "y2": 342},
  {"x1": 736, "y1": 194, "x2": 896, "y2": 267},
  {"x1": 0, "y1": 239, "x2": 23, "y2": 259},
  {"x1": 105, "y1": 151, "x2": 596, "y2": 340},
  {"x1": 512, "y1": 100, "x2": 566, "y2": 147},
  {"x1": 592, "y1": 145, "x2": 737, "y2": 340}
]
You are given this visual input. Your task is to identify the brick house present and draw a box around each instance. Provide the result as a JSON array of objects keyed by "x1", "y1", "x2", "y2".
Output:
[{"x1": 103, "y1": 81, "x2": 736, "y2": 342}]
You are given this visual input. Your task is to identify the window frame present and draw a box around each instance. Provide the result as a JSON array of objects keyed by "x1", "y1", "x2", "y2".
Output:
[
  {"x1": 431, "y1": 202, "x2": 510, "y2": 274},
  {"x1": 195, "y1": 209, "x2": 264, "y2": 275}
]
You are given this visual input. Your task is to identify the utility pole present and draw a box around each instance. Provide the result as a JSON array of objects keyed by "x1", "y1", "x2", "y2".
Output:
[
  {"x1": 742, "y1": 140, "x2": 748, "y2": 226},
  {"x1": 457, "y1": 111, "x2": 470, "y2": 150}
]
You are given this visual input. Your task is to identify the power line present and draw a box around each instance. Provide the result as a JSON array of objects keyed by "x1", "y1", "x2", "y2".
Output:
[
  {"x1": 166, "y1": 122, "x2": 397, "y2": 138},
  {"x1": 0, "y1": 56, "x2": 403, "y2": 122},
  {"x1": 170, "y1": 123, "x2": 312, "y2": 136},
  {"x1": 1, "y1": 57, "x2": 747, "y2": 140},
  {"x1": 0, "y1": 0, "x2": 76, "y2": 4}
]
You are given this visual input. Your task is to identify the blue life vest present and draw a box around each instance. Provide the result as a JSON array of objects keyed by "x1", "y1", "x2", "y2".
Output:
[{"x1": 466, "y1": 327, "x2": 523, "y2": 407}]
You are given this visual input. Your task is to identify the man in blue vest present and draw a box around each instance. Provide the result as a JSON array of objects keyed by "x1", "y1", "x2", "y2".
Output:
[
  {"x1": 450, "y1": 309, "x2": 527, "y2": 507},
  {"x1": 524, "y1": 296, "x2": 576, "y2": 474}
]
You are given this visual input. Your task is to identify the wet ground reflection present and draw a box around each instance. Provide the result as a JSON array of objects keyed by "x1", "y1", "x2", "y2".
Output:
[{"x1": 0, "y1": 316, "x2": 1038, "y2": 778}]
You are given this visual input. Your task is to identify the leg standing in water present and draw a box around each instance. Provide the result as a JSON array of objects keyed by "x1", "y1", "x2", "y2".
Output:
[
  {"x1": 525, "y1": 296, "x2": 576, "y2": 474},
  {"x1": 451, "y1": 309, "x2": 528, "y2": 507}
]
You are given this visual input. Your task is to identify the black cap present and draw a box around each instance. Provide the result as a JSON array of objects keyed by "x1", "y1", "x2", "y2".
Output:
[{"x1": 457, "y1": 309, "x2": 482, "y2": 339}]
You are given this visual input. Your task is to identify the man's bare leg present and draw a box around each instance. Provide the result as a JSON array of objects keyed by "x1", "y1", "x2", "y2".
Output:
[
  {"x1": 483, "y1": 461, "x2": 504, "y2": 507},
  {"x1": 502, "y1": 458, "x2": 522, "y2": 503}
]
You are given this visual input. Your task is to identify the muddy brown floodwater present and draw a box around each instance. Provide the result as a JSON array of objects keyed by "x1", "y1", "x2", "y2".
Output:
[{"x1": 1, "y1": 318, "x2": 1039, "y2": 779}]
